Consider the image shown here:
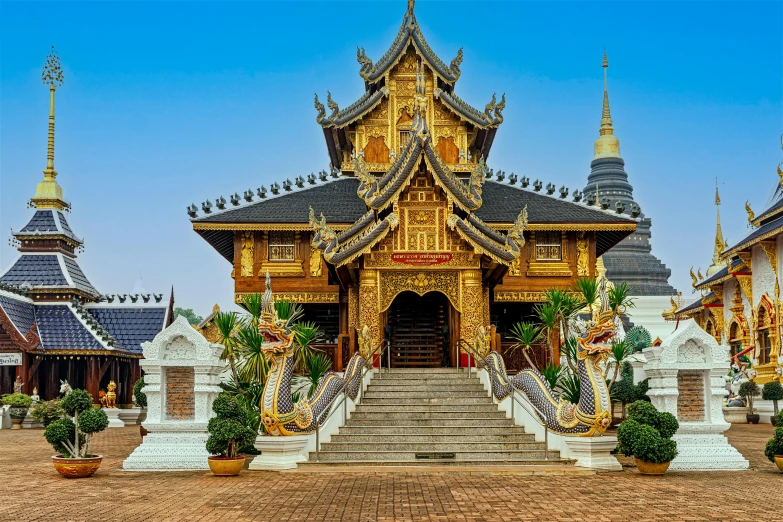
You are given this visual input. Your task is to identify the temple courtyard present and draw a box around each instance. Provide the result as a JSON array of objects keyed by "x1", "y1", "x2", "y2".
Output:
[{"x1": 1, "y1": 424, "x2": 779, "y2": 522}]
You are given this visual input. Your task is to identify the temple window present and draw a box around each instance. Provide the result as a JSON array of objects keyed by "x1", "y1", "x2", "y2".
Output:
[
  {"x1": 269, "y1": 231, "x2": 296, "y2": 262},
  {"x1": 535, "y1": 231, "x2": 561, "y2": 261},
  {"x1": 757, "y1": 307, "x2": 772, "y2": 365},
  {"x1": 399, "y1": 130, "x2": 412, "y2": 149},
  {"x1": 729, "y1": 323, "x2": 743, "y2": 359}
]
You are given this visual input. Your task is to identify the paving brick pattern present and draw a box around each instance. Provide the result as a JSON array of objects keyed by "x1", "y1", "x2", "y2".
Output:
[{"x1": 1, "y1": 424, "x2": 780, "y2": 521}]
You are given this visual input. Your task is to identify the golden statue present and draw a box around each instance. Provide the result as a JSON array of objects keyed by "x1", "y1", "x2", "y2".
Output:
[
  {"x1": 745, "y1": 200, "x2": 755, "y2": 224},
  {"x1": 310, "y1": 248, "x2": 323, "y2": 277},
  {"x1": 99, "y1": 381, "x2": 117, "y2": 408},
  {"x1": 357, "y1": 325, "x2": 374, "y2": 359},
  {"x1": 576, "y1": 232, "x2": 590, "y2": 276},
  {"x1": 690, "y1": 267, "x2": 698, "y2": 287}
]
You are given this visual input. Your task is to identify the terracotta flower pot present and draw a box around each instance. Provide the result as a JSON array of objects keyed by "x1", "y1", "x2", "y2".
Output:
[
  {"x1": 747, "y1": 413, "x2": 760, "y2": 424},
  {"x1": 775, "y1": 456, "x2": 783, "y2": 473},
  {"x1": 52, "y1": 455, "x2": 103, "y2": 478},
  {"x1": 8, "y1": 406, "x2": 28, "y2": 430},
  {"x1": 208, "y1": 456, "x2": 245, "y2": 476},
  {"x1": 635, "y1": 458, "x2": 670, "y2": 475}
]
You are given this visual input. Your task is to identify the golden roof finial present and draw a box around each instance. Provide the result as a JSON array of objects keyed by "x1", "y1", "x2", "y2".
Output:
[
  {"x1": 706, "y1": 178, "x2": 725, "y2": 277},
  {"x1": 31, "y1": 46, "x2": 68, "y2": 211},
  {"x1": 408, "y1": 0, "x2": 415, "y2": 14},
  {"x1": 593, "y1": 47, "x2": 621, "y2": 160}
]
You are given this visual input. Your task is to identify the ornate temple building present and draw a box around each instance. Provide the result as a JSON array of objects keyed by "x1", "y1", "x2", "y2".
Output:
[
  {"x1": 191, "y1": 1, "x2": 638, "y2": 369},
  {"x1": 672, "y1": 138, "x2": 783, "y2": 385},
  {"x1": 582, "y1": 53, "x2": 676, "y2": 297},
  {"x1": 0, "y1": 49, "x2": 173, "y2": 402}
]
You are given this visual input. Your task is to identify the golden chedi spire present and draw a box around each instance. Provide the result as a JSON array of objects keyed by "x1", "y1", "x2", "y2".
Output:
[
  {"x1": 31, "y1": 46, "x2": 68, "y2": 211},
  {"x1": 706, "y1": 179, "x2": 726, "y2": 277},
  {"x1": 593, "y1": 48, "x2": 621, "y2": 160}
]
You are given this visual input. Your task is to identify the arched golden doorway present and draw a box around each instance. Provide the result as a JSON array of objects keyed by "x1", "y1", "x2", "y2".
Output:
[{"x1": 386, "y1": 291, "x2": 452, "y2": 368}]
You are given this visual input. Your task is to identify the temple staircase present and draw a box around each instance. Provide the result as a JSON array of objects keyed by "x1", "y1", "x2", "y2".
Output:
[{"x1": 302, "y1": 368, "x2": 573, "y2": 467}]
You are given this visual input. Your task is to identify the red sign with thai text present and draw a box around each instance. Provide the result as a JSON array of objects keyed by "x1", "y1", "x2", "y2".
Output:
[{"x1": 391, "y1": 253, "x2": 453, "y2": 266}]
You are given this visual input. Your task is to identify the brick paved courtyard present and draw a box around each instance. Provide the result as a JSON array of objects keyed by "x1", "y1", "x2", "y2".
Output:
[{"x1": 1, "y1": 424, "x2": 780, "y2": 522}]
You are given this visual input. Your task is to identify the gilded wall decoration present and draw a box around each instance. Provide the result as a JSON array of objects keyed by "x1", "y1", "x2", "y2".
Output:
[
  {"x1": 348, "y1": 285, "x2": 360, "y2": 331},
  {"x1": 459, "y1": 270, "x2": 484, "y2": 345},
  {"x1": 494, "y1": 291, "x2": 579, "y2": 303},
  {"x1": 234, "y1": 292, "x2": 337, "y2": 304},
  {"x1": 359, "y1": 269, "x2": 381, "y2": 346},
  {"x1": 378, "y1": 270, "x2": 460, "y2": 312},
  {"x1": 240, "y1": 231, "x2": 254, "y2": 277},
  {"x1": 310, "y1": 248, "x2": 323, "y2": 277},
  {"x1": 507, "y1": 257, "x2": 521, "y2": 277},
  {"x1": 736, "y1": 275, "x2": 753, "y2": 305},
  {"x1": 482, "y1": 286, "x2": 490, "y2": 327},
  {"x1": 365, "y1": 250, "x2": 480, "y2": 269},
  {"x1": 576, "y1": 232, "x2": 590, "y2": 276},
  {"x1": 708, "y1": 307, "x2": 724, "y2": 343}
]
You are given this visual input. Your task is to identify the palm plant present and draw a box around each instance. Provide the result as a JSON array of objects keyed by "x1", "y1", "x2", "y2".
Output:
[
  {"x1": 573, "y1": 278, "x2": 599, "y2": 313},
  {"x1": 534, "y1": 302, "x2": 557, "y2": 363},
  {"x1": 304, "y1": 353, "x2": 333, "y2": 398},
  {"x1": 608, "y1": 282, "x2": 636, "y2": 322},
  {"x1": 234, "y1": 325, "x2": 269, "y2": 384},
  {"x1": 214, "y1": 311, "x2": 244, "y2": 388},
  {"x1": 540, "y1": 362, "x2": 564, "y2": 392},
  {"x1": 557, "y1": 372, "x2": 581, "y2": 404},
  {"x1": 606, "y1": 340, "x2": 632, "y2": 393},
  {"x1": 506, "y1": 322, "x2": 543, "y2": 369}
]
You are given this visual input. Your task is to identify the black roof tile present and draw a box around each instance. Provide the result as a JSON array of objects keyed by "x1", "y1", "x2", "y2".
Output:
[
  {"x1": 0, "y1": 255, "x2": 68, "y2": 287},
  {"x1": 20, "y1": 210, "x2": 58, "y2": 233},
  {"x1": 35, "y1": 305, "x2": 103, "y2": 352},
  {"x1": 62, "y1": 257, "x2": 100, "y2": 297},
  {"x1": 0, "y1": 294, "x2": 36, "y2": 335},
  {"x1": 88, "y1": 307, "x2": 167, "y2": 355}
]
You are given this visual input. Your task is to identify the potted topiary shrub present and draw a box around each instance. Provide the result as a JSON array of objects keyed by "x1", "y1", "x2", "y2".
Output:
[
  {"x1": 765, "y1": 411, "x2": 783, "y2": 472},
  {"x1": 132, "y1": 376, "x2": 148, "y2": 435},
  {"x1": 761, "y1": 381, "x2": 783, "y2": 425},
  {"x1": 206, "y1": 393, "x2": 256, "y2": 476},
  {"x1": 739, "y1": 381, "x2": 761, "y2": 424},
  {"x1": 616, "y1": 400, "x2": 679, "y2": 475},
  {"x1": 29, "y1": 399, "x2": 64, "y2": 427},
  {"x1": 44, "y1": 389, "x2": 109, "y2": 478},
  {"x1": 1, "y1": 393, "x2": 32, "y2": 430}
]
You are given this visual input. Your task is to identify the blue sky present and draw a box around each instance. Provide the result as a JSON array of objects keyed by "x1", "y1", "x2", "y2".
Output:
[{"x1": 1, "y1": 0, "x2": 781, "y2": 317}]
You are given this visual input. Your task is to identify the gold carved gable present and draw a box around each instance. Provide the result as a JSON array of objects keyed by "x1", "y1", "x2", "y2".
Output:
[{"x1": 363, "y1": 171, "x2": 481, "y2": 269}]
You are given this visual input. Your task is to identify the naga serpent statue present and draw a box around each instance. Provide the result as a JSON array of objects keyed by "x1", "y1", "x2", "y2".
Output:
[
  {"x1": 259, "y1": 273, "x2": 366, "y2": 436},
  {"x1": 480, "y1": 282, "x2": 616, "y2": 437}
]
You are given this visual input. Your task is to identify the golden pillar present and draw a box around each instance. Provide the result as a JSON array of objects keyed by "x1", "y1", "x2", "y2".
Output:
[
  {"x1": 460, "y1": 269, "x2": 484, "y2": 345},
  {"x1": 359, "y1": 269, "x2": 381, "y2": 345},
  {"x1": 348, "y1": 284, "x2": 360, "y2": 332}
]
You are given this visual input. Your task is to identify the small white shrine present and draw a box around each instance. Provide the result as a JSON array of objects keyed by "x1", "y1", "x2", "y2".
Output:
[
  {"x1": 643, "y1": 319, "x2": 748, "y2": 471},
  {"x1": 123, "y1": 316, "x2": 224, "y2": 471}
]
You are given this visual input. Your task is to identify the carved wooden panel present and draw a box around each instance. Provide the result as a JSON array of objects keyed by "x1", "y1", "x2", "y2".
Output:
[
  {"x1": 364, "y1": 135, "x2": 389, "y2": 164},
  {"x1": 436, "y1": 136, "x2": 459, "y2": 164}
]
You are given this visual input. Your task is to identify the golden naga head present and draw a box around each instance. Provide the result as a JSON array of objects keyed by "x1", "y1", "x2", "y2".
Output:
[
  {"x1": 580, "y1": 276, "x2": 616, "y2": 355},
  {"x1": 258, "y1": 272, "x2": 296, "y2": 358}
]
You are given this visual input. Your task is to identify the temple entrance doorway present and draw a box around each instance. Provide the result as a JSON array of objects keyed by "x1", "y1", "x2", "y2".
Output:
[{"x1": 386, "y1": 291, "x2": 449, "y2": 368}]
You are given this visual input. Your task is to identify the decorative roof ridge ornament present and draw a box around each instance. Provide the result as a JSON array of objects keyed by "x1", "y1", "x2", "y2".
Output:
[
  {"x1": 31, "y1": 46, "x2": 69, "y2": 211},
  {"x1": 504, "y1": 205, "x2": 528, "y2": 254},
  {"x1": 745, "y1": 200, "x2": 755, "y2": 227},
  {"x1": 449, "y1": 47, "x2": 463, "y2": 80},
  {"x1": 326, "y1": 91, "x2": 339, "y2": 120},
  {"x1": 314, "y1": 93, "x2": 326, "y2": 124}
]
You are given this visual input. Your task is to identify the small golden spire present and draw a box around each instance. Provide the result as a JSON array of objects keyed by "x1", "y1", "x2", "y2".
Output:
[
  {"x1": 778, "y1": 132, "x2": 783, "y2": 186},
  {"x1": 706, "y1": 179, "x2": 725, "y2": 277},
  {"x1": 593, "y1": 47, "x2": 621, "y2": 160},
  {"x1": 31, "y1": 46, "x2": 68, "y2": 210}
]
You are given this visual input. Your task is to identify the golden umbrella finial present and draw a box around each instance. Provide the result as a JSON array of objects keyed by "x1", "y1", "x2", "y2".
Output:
[{"x1": 42, "y1": 46, "x2": 63, "y2": 88}]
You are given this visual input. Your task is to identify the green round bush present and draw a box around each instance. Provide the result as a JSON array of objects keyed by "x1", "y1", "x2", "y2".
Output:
[
  {"x1": 133, "y1": 377, "x2": 147, "y2": 408},
  {"x1": 1, "y1": 393, "x2": 33, "y2": 407},
  {"x1": 762, "y1": 381, "x2": 783, "y2": 402},
  {"x1": 616, "y1": 418, "x2": 642, "y2": 457},
  {"x1": 656, "y1": 412, "x2": 680, "y2": 439},
  {"x1": 627, "y1": 401, "x2": 659, "y2": 426},
  {"x1": 775, "y1": 411, "x2": 783, "y2": 428},
  {"x1": 212, "y1": 393, "x2": 245, "y2": 422},
  {"x1": 29, "y1": 399, "x2": 64, "y2": 427},
  {"x1": 738, "y1": 380, "x2": 760, "y2": 399},
  {"x1": 44, "y1": 418, "x2": 77, "y2": 455},
  {"x1": 60, "y1": 389, "x2": 93, "y2": 416},
  {"x1": 78, "y1": 407, "x2": 109, "y2": 434},
  {"x1": 764, "y1": 426, "x2": 783, "y2": 462}
]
